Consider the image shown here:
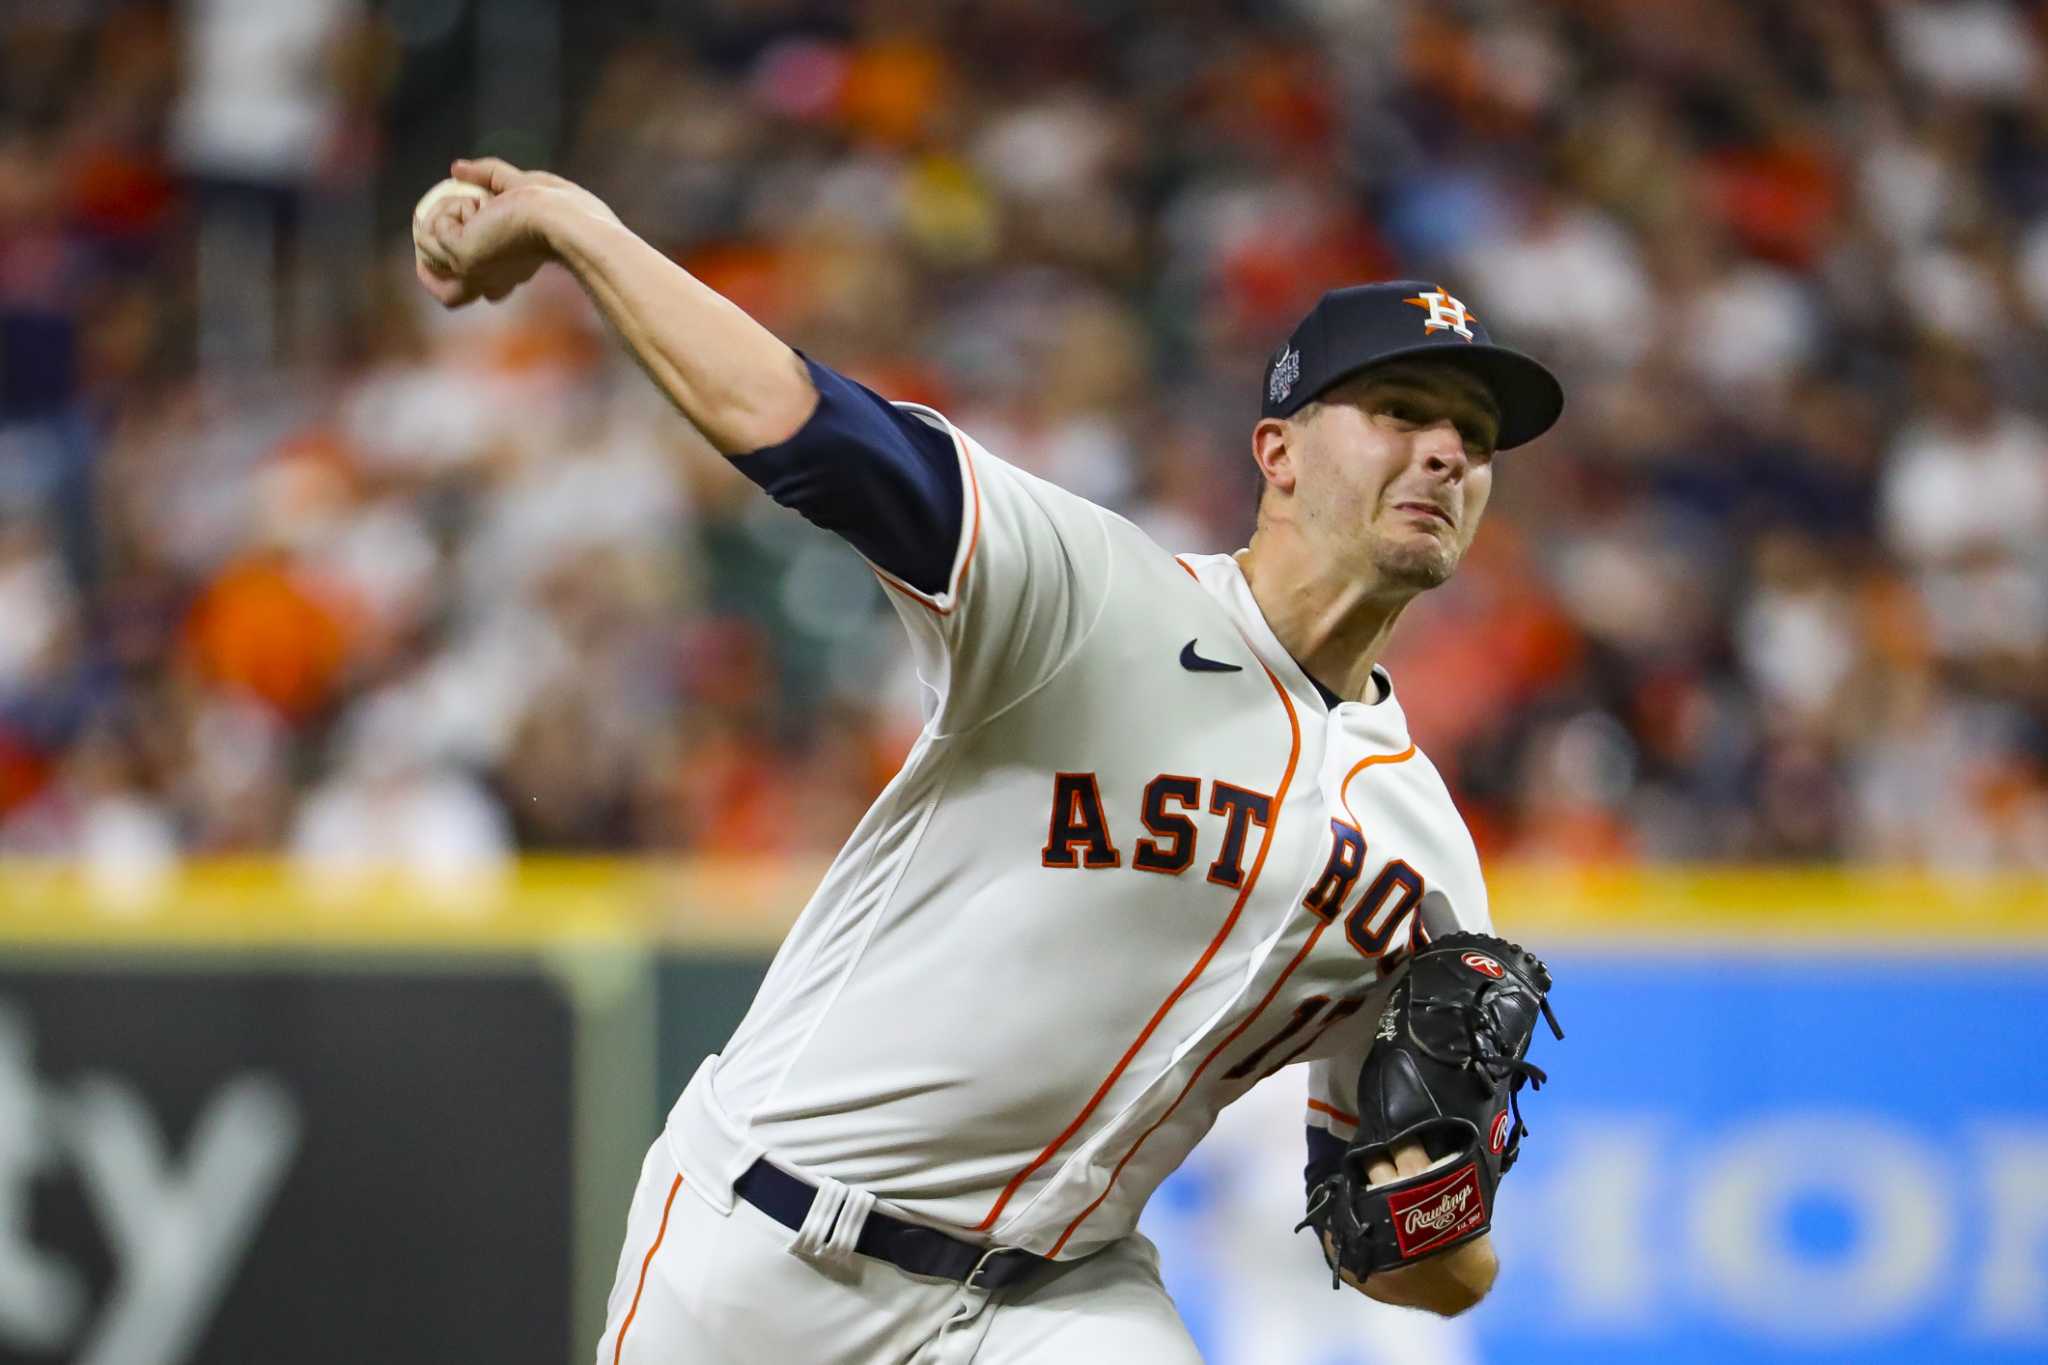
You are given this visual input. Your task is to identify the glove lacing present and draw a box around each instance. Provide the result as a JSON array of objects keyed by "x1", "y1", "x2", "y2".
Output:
[
  {"x1": 1411, "y1": 969, "x2": 1565, "y2": 1171},
  {"x1": 1295, "y1": 1175, "x2": 1363, "y2": 1289}
]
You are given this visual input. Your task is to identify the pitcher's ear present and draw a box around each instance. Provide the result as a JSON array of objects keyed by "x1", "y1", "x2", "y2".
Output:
[{"x1": 1252, "y1": 416, "x2": 1299, "y2": 498}]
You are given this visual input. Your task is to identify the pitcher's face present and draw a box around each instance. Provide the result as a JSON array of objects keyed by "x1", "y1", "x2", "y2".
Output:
[{"x1": 1283, "y1": 363, "x2": 1500, "y2": 592}]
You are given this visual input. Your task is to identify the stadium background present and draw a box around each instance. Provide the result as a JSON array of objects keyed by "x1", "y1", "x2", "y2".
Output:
[{"x1": 1, "y1": 1, "x2": 2044, "y2": 1362}]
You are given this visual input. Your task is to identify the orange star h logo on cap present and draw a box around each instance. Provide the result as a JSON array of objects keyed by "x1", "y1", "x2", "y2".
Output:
[{"x1": 1403, "y1": 287, "x2": 1477, "y2": 340}]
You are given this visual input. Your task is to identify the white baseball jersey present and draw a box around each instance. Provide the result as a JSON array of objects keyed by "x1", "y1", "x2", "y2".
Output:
[{"x1": 667, "y1": 394, "x2": 1493, "y2": 1261}]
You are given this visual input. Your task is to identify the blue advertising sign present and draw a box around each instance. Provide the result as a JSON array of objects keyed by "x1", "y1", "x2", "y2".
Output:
[{"x1": 1142, "y1": 951, "x2": 2048, "y2": 1365}]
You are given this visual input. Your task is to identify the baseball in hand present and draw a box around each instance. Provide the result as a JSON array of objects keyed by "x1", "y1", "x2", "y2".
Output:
[{"x1": 412, "y1": 177, "x2": 491, "y2": 273}]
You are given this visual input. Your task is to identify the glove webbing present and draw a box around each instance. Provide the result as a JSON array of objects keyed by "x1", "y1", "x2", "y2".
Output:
[{"x1": 1410, "y1": 982, "x2": 1564, "y2": 1172}]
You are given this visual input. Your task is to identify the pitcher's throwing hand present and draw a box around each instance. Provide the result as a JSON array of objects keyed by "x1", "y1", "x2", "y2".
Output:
[{"x1": 412, "y1": 158, "x2": 618, "y2": 308}]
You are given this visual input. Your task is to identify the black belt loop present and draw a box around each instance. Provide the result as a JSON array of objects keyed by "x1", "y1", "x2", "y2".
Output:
[{"x1": 733, "y1": 1157, "x2": 1055, "y2": 1291}]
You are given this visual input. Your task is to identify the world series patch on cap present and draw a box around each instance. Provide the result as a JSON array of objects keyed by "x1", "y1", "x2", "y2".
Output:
[{"x1": 1262, "y1": 281, "x2": 1564, "y2": 450}]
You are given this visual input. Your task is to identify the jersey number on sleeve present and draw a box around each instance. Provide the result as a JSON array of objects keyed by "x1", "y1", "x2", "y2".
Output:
[{"x1": 1223, "y1": 993, "x2": 1373, "y2": 1083}]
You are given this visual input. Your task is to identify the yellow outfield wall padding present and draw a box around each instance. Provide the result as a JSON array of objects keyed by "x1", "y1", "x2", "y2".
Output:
[
  {"x1": 1489, "y1": 865, "x2": 2048, "y2": 947},
  {"x1": 0, "y1": 858, "x2": 2039, "y2": 950}
]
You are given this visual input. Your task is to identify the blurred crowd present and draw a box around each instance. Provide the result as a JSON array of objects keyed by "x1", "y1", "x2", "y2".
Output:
[{"x1": 2, "y1": 0, "x2": 2046, "y2": 883}]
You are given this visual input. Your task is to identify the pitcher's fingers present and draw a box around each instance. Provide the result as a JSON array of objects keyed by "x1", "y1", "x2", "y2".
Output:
[
  {"x1": 414, "y1": 256, "x2": 473, "y2": 307},
  {"x1": 1364, "y1": 1140, "x2": 1433, "y2": 1188},
  {"x1": 415, "y1": 201, "x2": 468, "y2": 264},
  {"x1": 451, "y1": 157, "x2": 523, "y2": 192},
  {"x1": 433, "y1": 194, "x2": 482, "y2": 238},
  {"x1": 422, "y1": 219, "x2": 464, "y2": 273},
  {"x1": 416, "y1": 238, "x2": 457, "y2": 277},
  {"x1": 414, "y1": 215, "x2": 459, "y2": 274},
  {"x1": 430, "y1": 198, "x2": 486, "y2": 255}
]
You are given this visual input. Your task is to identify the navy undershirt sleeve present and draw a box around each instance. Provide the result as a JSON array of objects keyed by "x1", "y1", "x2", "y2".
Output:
[
  {"x1": 1306, "y1": 1124, "x2": 1347, "y2": 1193},
  {"x1": 731, "y1": 355, "x2": 964, "y2": 596}
]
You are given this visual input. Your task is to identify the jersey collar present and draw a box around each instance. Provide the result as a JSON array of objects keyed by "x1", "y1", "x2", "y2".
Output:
[{"x1": 1176, "y1": 552, "x2": 1410, "y2": 738}]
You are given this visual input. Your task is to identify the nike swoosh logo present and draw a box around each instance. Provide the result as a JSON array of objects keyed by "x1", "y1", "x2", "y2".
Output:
[{"x1": 1180, "y1": 639, "x2": 1243, "y2": 673}]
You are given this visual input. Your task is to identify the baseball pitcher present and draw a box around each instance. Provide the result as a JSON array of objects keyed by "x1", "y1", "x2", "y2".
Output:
[{"x1": 415, "y1": 157, "x2": 1565, "y2": 1364}]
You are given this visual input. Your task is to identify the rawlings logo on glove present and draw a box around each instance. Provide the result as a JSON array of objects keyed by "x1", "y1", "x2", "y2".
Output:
[
  {"x1": 1297, "y1": 931, "x2": 1563, "y2": 1287},
  {"x1": 1387, "y1": 1165, "x2": 1485, "y2": 1256}
]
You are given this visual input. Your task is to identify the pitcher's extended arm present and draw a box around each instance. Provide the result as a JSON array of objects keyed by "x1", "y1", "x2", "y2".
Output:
[{"x1": 415, "y1": 157, "x2": 815, "y2": 455}]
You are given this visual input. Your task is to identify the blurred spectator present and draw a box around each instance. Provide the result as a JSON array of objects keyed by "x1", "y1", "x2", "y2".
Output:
[
  {"x1": 1880, "y1": 343, "x2": 2048, "y2": 672},
  {"x1": 1, "y1": 0, "x2": 2045, "y2": 878},
  {"x1": 289, "y1": 690, "x2": 511, "y2": 883}
]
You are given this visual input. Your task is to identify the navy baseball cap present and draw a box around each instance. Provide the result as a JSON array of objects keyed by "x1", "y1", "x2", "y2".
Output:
[{"x1": 1261, "y1": 281, "x2": 1564, "y2": 450}]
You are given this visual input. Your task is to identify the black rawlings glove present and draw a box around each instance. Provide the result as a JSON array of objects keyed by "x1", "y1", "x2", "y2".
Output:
[{"x1": 1298, "y1": 932, "x2": 1562, "y2": 1287}]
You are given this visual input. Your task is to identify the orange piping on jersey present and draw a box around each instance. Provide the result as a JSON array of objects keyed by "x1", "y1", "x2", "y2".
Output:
[
  {"x1": 613, "y1": 1174, "x2": 683, "y2": 1365},
  {"x1": 974, "y1": 657, "x2": 1303, "y2": 1234},
  {"x1": 1308, "y1": 1098, "x2": 1360, "y2": 1127},
  {"x1": 871, "y1": 425, "x2": 983, "y2": 615},
  {"x1": 1042, "y1": 696, "x2": 1419, "y2": 1252},
  {"x1": 1342, "y1": 744, "x2": 1418, "y2": 800},
  {"x1": 1050, "y1": 919, "x2": 1333, "y2": 1255}
]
